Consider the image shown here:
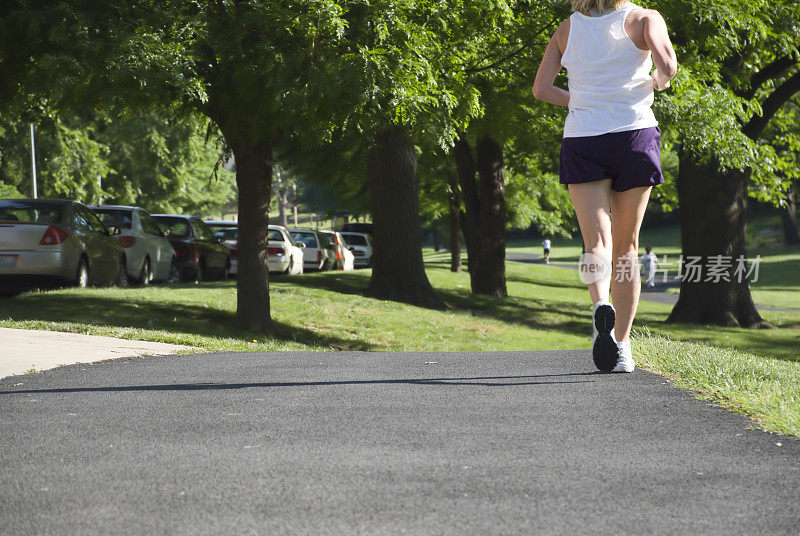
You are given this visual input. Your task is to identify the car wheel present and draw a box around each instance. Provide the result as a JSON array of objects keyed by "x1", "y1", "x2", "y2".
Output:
[
  {"x1": 167, "y1": 258, "x2": 181, "y2": 284},
  {"x1": 74, "y1": 258, "x2": 90, "y2": 288},
  {"x1": 139, "y1": 257, "x2": 152, "y2": 286},
  {"x1": 222, "y1": 259, "x2": 230, "y2": 281},
  {"x1": 117, "y1": 257, "x2": 129, "y2": 287},
  {"x1": 283, "y1": 258, "x2": 292, "y2": 275}
]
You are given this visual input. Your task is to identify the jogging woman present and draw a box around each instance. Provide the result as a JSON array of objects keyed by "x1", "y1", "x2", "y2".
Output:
[{"x1": 533, "y1": 0, "x2": 677, "y2": 372}]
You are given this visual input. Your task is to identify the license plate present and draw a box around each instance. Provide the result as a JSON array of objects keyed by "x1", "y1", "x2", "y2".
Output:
[{"x1": 0, "y1": 255, "x2": 17, "y2": 268}]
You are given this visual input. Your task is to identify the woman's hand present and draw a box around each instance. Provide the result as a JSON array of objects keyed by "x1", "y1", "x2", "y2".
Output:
[{"x1": 652, "y1": 69, "x2": 671, "y2": 91}]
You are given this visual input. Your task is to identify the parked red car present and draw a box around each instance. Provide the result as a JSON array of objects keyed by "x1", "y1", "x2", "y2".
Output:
[{"x1": 152, "y1": 214, "x2": 230, "y2": 282}]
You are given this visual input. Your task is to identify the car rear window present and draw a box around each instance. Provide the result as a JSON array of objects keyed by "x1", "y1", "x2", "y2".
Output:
[
  {"x1": 342, "y1": 234, "x2": 367, "y2": 246},
  {"x1": 215, "y1": 228, "x2": 238, "y2": 241},
  {"x1": 292, "y1": 232, "x2": 318, "y2": 248},
  {"x1": 268, "y1": 229, "x2": 285, "y2": 241},
  {"x1": 93, "y1": 209, "x2": 133, "y2": 230},
  {"x1": 0, "y1": 200, "x2": 64, "y2": 224},
  {"x1": 154, "y1": 217, "x2": 192, "y2": 238}
]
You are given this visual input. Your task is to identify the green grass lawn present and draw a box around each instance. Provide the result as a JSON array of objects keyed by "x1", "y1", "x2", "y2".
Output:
[
  {"x1": 1, "y1": 243, "x2": 799, "y2": 436},
  {"x1": 510, "y1": 214, "x2": 800, "y2": 311}
]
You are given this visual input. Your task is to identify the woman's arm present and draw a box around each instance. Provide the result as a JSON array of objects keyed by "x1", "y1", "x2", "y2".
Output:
[
  {"x1": 643, "y1": 10, "x2": 677, "y2": 90},
  {"x1": 532, "y1": 20, "x2": 570, "y2": 107}
]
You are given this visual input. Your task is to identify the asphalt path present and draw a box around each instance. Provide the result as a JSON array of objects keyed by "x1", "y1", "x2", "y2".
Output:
[{"x1": 1, "y1": 350, "x2": 798, "y2": 535}]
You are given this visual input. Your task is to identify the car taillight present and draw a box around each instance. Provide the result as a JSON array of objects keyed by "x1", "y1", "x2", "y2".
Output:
[
  {"x1": 116, "y1": 236, "x2": 137, "y2": 248},
  {"x1": 230, "y1": 248, "x2": 238, "y2": 259},
  {"x1": 173, "y1": 242, "x2": 195, "y2": 259},
  {"x1": 317, "y1": 250, "x2": 323, "y2": 262},
  {"x1": 268, "y1": 246, "x2": 284, "y2": 256},
  {"x1": 39, "y1": 225, "x2": 68, "y2": 245}
]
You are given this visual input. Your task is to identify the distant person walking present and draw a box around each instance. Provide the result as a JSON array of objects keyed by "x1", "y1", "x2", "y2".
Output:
[
  {"x1": 542, "y1": 238, "x2": 552, "y2": 264},
  {"x1": 533, "y1": 0, "x2": 677, "y2": 372},
  {"x1": 640, "y1": 246, "x2": 658, "y2": 287}
]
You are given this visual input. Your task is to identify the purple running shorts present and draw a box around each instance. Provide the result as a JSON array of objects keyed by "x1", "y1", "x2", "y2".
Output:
[{"x1": 559, "y1": 126, "x2": 664, "y2": 192}]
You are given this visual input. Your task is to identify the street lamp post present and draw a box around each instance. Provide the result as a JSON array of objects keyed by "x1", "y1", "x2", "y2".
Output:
[
  {"x1": 292, "y1": 183, "x2": 298, "y2": 228},
  {"x1": 30, "y1": 123, "x2": 38, "y2": 199}
]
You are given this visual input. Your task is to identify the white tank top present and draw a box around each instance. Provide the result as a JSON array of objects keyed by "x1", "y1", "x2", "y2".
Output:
[{"x1": 561, "y1": 3, "x2": 658, "y2": 138}]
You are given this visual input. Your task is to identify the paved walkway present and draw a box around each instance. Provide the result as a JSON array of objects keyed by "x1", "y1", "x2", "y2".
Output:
[
  {"x1": 1, "y1": 350, "x2": 798, "y2": 535},
  {"x1": 0, "y1": 327, "x2": 193, "y2": 379}
]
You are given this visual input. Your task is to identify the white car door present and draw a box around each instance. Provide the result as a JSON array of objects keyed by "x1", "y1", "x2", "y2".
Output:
[{"x1": 140, "y1": 211, "x2": 174, "y2": 280}]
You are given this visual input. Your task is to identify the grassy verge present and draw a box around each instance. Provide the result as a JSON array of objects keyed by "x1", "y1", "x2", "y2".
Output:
[
  {"x1": 633, "y1": 333, "x2": 800, "y2": 437},
  {"x1": 1, "y1": 251, "x2": 799, "y2": 436}
]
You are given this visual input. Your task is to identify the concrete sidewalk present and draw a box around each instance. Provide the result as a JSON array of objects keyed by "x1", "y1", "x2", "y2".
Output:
[{"x1": 0, "y1": 327, "x2": 194, "y2": 378}]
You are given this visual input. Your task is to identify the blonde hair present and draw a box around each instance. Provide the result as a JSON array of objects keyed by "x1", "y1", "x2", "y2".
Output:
[{"x1": 570, "y1": 0, "x2": 627, "y2": 13}]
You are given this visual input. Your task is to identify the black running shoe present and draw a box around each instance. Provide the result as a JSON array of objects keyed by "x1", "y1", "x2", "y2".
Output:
[{"x1": 592, "y1": 303, "x2": 619, "y2": 372}]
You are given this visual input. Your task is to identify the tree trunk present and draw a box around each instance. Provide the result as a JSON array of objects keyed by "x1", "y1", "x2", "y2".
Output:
[
  {"x1": 668, "y1": 151, "x2": 769, "y2": 328},
  {"x1": 277, "y1": 185, "x2": 289, "y2": 228},
  {"x1": 230, "y1": 138, "x2": 273, "y2": 333},
  {"x1": 453, "y1": 135, "x2": 507, "y2": 298},
  {"x1": 447, "y1": 172, "x2": 462, "y2": 273},
  {"x1": 366, "y1": 126, "x2": 445, "y2": 310},
  {"x1": 779, "y1": 180, "x2": 800, "y2": 246}
]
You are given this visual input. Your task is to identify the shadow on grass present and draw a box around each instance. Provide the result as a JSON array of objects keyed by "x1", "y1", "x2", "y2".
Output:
[
  {"x1": 1, "y1": 372, "x2": 598, "y2": 395},
  {"x1": 0, "y1": 290, "x2": 375, "y2": 351},
  {"x1": 284, "y1": 268, "x2": 593, "y2": 336},
  {"x1": 634, "y1": 313, "x2": 800, "y2": 363}
]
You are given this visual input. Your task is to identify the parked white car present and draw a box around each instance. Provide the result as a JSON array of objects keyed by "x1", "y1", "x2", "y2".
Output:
[
  {"x1": 290, "y1": 228, "x2": 334, "y2": 272},
  {"x1": 268, "y1": 225, "x2": 304, "y2": 275},
  {"x1": 91, "y1": 205, "x2": 179, "y2": 284},
  {"x1": 339, "y1": 231, "x2": 372, "y2": 268}
]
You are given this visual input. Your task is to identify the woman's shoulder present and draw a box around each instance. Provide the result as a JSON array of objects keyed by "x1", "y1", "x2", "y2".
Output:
[
  {"x1": 554, "y1": 18, "x2": 571, "y2": 53},
  {"x1": 626, "y1": 6, "x2": 666, "y2": 24}
]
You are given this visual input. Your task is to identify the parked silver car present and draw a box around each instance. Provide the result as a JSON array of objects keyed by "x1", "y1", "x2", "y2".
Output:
[
  {"x1": 0, "y1": 199, "x2": 128, "y2": 296},
  {"x1": 339, "y1": 231, "x2": 373, "y2": 268},
  {"x1": 92, "y1": 205, "x2": 180, "y2": 285}
]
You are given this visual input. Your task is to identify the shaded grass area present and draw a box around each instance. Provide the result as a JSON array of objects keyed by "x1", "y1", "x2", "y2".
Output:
[
  {"x1": 0, "y1": 266, "x2": 591, "y2": 354},
  {"x1": 1, "y1": 250, "x2": 799, "y2": 436},
  {"x1": 3, "y1": 252, "x2": 798, "y2": 362},
  {"x1": 509, "y1": 221, "x2": 800, "y2": 311}
]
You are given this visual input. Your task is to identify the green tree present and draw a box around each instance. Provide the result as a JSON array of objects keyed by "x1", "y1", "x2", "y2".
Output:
[
  {"x1": 645, "y1": 0, "x2": 800, "y2": 327},
  {"x1": 413, "y1": 3, "x2": 576, "y2": 281},
  {"x1": 0, "y1": 112, "x2": 236, "y2": 217},
  {"x1": 1, "y1": 1, "x2": 351, "y2": 332},
  {"x1": 0, "y1": 114, "x2": 111, "y2": 201}
]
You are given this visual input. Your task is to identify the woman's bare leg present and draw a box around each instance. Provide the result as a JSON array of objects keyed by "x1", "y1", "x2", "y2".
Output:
[
  {"x1": 609, "y1": 186, "x2": 652, "y2": 342},
  {"x1": 568, "y1": 180, "x2": 613, "y2": 304}
]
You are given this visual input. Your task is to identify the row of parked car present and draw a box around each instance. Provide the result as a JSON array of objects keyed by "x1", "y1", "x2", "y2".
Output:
[{"x1": 0, "y1": 198, "x2": 374, "y2": 296}]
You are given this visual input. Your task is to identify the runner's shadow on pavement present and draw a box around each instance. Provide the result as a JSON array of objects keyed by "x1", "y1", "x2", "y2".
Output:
[{"x1": 1, "y1": 373, "x2": 598, "y2": 394}]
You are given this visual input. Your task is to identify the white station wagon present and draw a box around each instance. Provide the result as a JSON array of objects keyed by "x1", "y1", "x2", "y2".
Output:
[{"x1": 92, "y1": 205, "x2": 180, "y2": 285}]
